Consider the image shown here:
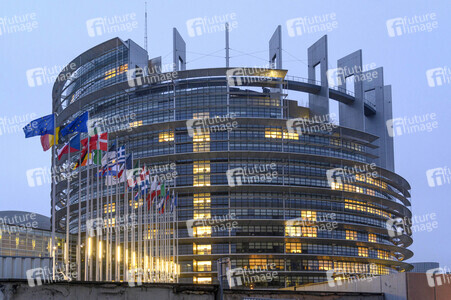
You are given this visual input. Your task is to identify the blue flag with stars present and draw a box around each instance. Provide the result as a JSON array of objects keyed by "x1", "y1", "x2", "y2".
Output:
[
  {"x1": 60, "y1": 111, "x2": 89, "y2": 137},
  {"x1": 23, "y1": 114, "x2": 55, "y2": 138}
]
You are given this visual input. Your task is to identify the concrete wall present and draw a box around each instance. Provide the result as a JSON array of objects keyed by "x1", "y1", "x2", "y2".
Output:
[
  {"x1": 0, "y1": 281, "x2": 384, "y2": 300},
  {"x1": 0, "y1": 257, "x2": 51, "y2": 280},
  {"x1": 285, "y1": 273, "x2": 451, "y2": 300}
]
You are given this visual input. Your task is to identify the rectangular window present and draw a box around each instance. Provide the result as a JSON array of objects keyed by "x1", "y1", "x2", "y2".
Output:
[
  {"x1": 159, "y1": 131, "x2": 174, "y2": 142},
  {"x1": 301, "y1": 210, "x2": 317, "y2": 221},
  {"x1": 346, "y1": 230, "x2": 357, "y2": 240},
  {"x1": 358, "y1": 247, "x2": 368, "y2": 257},
  {"x1": 368, "y1": 233, "x2": 377, "y2": 243},
  {"x1": 195, "y1": 260, "x2": 211, "y2": 272},
  {"x1": 193, "y1": 244, "x2": 211, "y2": 255}
]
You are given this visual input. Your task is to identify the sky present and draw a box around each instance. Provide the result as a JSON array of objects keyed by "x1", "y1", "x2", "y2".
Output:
[{"x1": 0, "y1": 0, "x2": 449, "y2": 267}]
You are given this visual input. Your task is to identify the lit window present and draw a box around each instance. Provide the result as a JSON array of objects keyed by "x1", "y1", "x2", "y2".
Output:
[
  {"x1": 194, "y1": 211, "x2": 211, "y2": 219},
  {"x1": 105, "y1": 64, "x2": 128, "y2": 80},
  {"x1": 368, "y1": 233, "x2": 377, "y2": 243},
  {"x1": 193, "y1": 112, "x2": 209, "y2": 119},
  {"x1": 159, "y1": 131, "x2": 174, "y2": 142},
  {"x1": 249, "y1": 258, "x2": 268, "y2": 269},
  {"x1": 301, "y1": 210, "x2": 317, "y2": 221},
  {"x1": 193, "y1": 226, "x2": 211, "y2": 237},
  {"x1": 195, "y1": 260, "x2": 211, "y2": 272},
  {"x1": 346, "y1": 230, "x2": 357, "y2": 240},
  {"x1": 265, "y1": 128, "x2": 299, "y2": 140},
  {"x1": 285, "y1": 226, "x2": 317, "y2": 237},
  {"x1": 193, "y1": 161, "x2": 211, "y2": 174},
  {"x1": 194, "y1": 277, "x2": 212, "y2": 284},
  {"x1": 265, "y1": 128, "x2": 282, "y2": 139},
  {"x1": 194, "y1": 244, "x2": 211, "y2": 255},
  {"x1": 104, "y1": 202, "x2": 116, "y2": 213},
  {"x1": 302, "y1": 227, "x2": 317, "y2": 237},
  {"x1": 130, "y1": 120, "x2": 143, "y2": 128},
  {"x1": 193, "y1": 142, "x2": 210, "y2": 152},
  {"x1": 193, "y1": 174, "x2": 211, "y2": 187},
  {"x1": 358, "y1": 247, "x2": 368, "y2": 257},
  {"x1": 286, "y1": 243, "x2": 302, "y2": 253},
  {"x1": 377, "y1": 250, "x2": 389, "y2": 260},
  {"x1": 193, "y1": 193, "x2": 211, "y2": 207},
  {"x1": 330, "y1": 182, "x2": 343, "y2": 190}
]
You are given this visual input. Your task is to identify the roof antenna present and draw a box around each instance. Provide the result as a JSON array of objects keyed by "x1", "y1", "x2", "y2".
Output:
[
  {"x1": 144, "y1": 1, "x2": 148, "y2": 52},
  {"x1": 225, "y1": 22, "x2": 230, "y2": 68}
]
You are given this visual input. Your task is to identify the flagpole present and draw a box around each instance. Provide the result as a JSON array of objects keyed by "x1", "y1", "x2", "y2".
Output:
[
  {"x1": 85, "y1": 133, "x2": 90, "y2": 281},
  {"x1": 114, "y1": 139, "x2": 119, "y2": 281},
  {"x1": 96, "y1": 145, "x2": 100, "y2": 282},
  {"x1": 131, "y1": 161, "x2": 136, "y2": 282},
  {"x1": 77, "y1": 136, "x2": 82, "y2": 281},
  {"x1": 143, "y1": 165, "x2": 148, "y2": 282},
  {"x1": 90, "y1": 146, "x2": 95, "y2": 281},
  {"x1": 149, "y1": 174, "x2": 154, "y2": 282},
  {"x1": 51, "y1": 114, "x2": 56, "y2": 281},
  {"x1": 138, "y1": 159, "x2": 142, "y2": 280},
  {"x1": 176, "y1": 192, "x2": 179, "y2": 283},
  {"x1": 99, "y1": 150, "x2": 104, "y2": 282},
  {"x1": 65, "y1": 139, "x2": 71, "y2": 278}
]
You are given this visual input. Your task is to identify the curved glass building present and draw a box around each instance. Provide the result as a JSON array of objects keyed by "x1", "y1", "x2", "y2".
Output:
[{"x1": 52, "y1": 29, "x2": 413, "y2": 288}]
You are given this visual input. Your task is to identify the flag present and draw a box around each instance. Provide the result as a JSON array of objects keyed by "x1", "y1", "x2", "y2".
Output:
[
  {"x1": 117, "y1": 146, "x2": 126, "y2": 164},
  {"x1": 81, "y1": 152, "x2": 92, "y2": 167},
  {"x1": 118, "y1": 154, "x2": 132, "y2": 179},
  {"x1": 92, "y1": 149, "x2": 102, "y2": 165},
  {"x1": 105, "y1": 146, "x2": 128, "y2": 186},
  {"x1": 160, "y1": 182, "x2": 166, "y2": 198},
  {"x1": 157, "y1": 194, "x2": 165, "y2": 214},
  {"x1": 23, "y1": 114, "x2": 55, "y2": 138},
  {"x1": 127, "y1": 160, "x2": 139, "y2": 188},
  {"x1": 40, "y1": 127, "x2": 60, "y2": 151},
  {"x1": 88, "y1": 132, "x2": 108, "y2": 151},
  {"x1": 171, "y1": 190, "x2": 177, "y2": 212},
  {"x1": 57, "y1": 134, "x2": 80, "y2": 160},
  {"x1": 149, "y1": 178, "x2": 158, "y2": 203},
  {"x1": 101, "y1": 143, "x2": 116, "y2": 174},
  {"x1": 60, "y1": 111, "x2": 89, "y2": 137}
]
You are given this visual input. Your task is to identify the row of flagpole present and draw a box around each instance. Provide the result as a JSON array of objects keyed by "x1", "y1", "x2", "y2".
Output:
[{"x1": 23, "y1": 111, "x2": 179, "y2": 283}]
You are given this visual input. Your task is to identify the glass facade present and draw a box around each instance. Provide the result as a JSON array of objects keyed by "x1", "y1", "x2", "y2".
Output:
[{"x1": 53, "y1": 38, "x2": 412, "y2": 288}]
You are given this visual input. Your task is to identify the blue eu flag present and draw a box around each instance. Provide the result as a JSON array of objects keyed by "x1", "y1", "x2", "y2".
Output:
[
  {"x1": 23, "y1": 114, "x2": 55, "y2": 138},
  {"x1": 60, "y1": 111, "x2": 89, "y2": 137}
]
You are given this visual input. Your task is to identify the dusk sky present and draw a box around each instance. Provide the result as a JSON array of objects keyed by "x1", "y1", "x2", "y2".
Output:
[{"x1": 0, "y1": 0, "x2": 449, "y2": 267}]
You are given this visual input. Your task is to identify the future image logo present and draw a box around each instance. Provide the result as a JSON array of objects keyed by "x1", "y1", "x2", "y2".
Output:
[
  {"x1": 426, "y1": 67, "x2": 451, "y2": 87},
  {"x1": 286, "y1": 13, "x2": 338, "y2": 37},
  {"x1": 386, "y1": 13, "x2": 438, "y2": 37},
  {"x1": 426, "y1": 167, "x2": 451, "y2": 187},
  {"x1": 186, "y1": 13, "x2": 238, "y2": 37},
  {"x1": 426, "y1": 267, "x2": 451, "y2": 287},
  {"x1": 86, "y1": 13, "x2": 138, "y2": 37},
  {"x1": 386, "y1": 113, "x2": 438, "y2": 137}
]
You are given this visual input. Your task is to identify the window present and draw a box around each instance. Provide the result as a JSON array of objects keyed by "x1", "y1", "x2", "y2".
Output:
[
  {"x1": 130, "y1": 120, "x2": 143, "y2": 128},
  {"x1": 104, "y1": 202, "x2": 115, "y2": 213},
  {"x1": 286, "y1": 243, "x2": 302, "y2": 253},
  {"x1": 301, "y1": 210, "x2": 317, "y2": 221},
  {"x1": 193, "y1": 161, "x2": 211, "y2": 174},
  {"x1": 105, "y1": 64, "x2": 128, "y2": 80},
  {"x1": 368, "y1": 233, "x2": 377, "y2": 243},
  {"x1": 358, "y1": 247, "x2": 368, "y2": 257},
  {"x1": 346, "y1": 230, "x2": 357, "y2": 240},
  {"x1": 193, "y1": 226, "x2": 211, "y2": 237},
  {"x1": 193, "y1": 244, "x2": 211, "y2": 255},
  {"x1": 285, "y1": 226, "x2": 317, "y2": 237},
  {"x1": 195, "y1": 260, "x2": 211, "y2": 272},
  {"x1": 265, "y1": 128, "x2": 299, "y2": 140},
  {"x1": 194, "y1": 277, "x2": 212, "y2": 284},
  {"x1": 159, "y1": 131, "x2": 174, "y2": 142}
]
